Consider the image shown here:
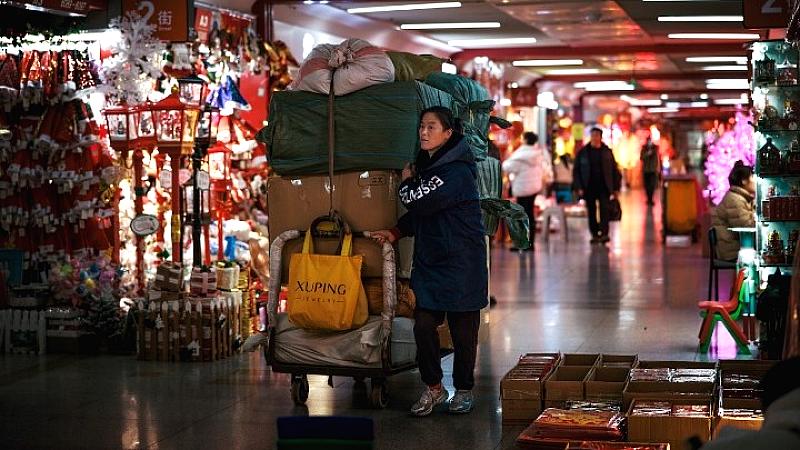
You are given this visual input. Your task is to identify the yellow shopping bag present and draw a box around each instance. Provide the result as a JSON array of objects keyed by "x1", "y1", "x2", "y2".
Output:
[{"x1": 287, "y1": 229, "x2": 369, "y2": 331}]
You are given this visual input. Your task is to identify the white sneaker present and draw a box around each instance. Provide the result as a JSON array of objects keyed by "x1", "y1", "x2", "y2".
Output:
[
  {"x1": 410, "y1": 386, "x2": 449, "y2": 417},
  {"x1": 448, "y1": 390, "x2": 474, "y2": 414}
]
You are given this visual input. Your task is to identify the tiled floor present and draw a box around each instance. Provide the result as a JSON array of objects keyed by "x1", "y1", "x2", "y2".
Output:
[{"x1": 0, "y1": 188, "x2": 756, "y2": 450}]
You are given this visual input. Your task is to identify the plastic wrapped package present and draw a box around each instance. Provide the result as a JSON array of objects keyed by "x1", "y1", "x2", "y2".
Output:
[
  {"x1": 517, "y1": 408, "x2": 625, "y2": 445},
  {"x1": 629, "y1": 368, "x2": 672, "y2": 382}
]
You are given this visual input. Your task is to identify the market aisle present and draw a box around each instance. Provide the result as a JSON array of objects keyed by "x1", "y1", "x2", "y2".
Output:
[{"x1": 0, "y1": 187, "x2": 751, "y2": 450}]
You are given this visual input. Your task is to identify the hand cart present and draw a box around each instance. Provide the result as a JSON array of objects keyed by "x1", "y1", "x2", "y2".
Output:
[{"x1": 265, "y1": 226, "x2": 421, "y2": 408}]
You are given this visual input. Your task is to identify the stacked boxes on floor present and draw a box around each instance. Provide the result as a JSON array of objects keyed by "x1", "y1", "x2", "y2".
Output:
[
  {"x1": 624, "y1": 361, "x2": 718, "y2": 448},
  {"x1": 138, "y1": 262, "x2": 242, "y2": 362},
  {"x1": 501, "y1": 353, "x2": 561, "y2": 423},
  {"x1": 506, "y1": 355, "x2": 779, "y2": 448},
  {"x1": 713, "y1": 359, "x2": 774, "y2": 437}
]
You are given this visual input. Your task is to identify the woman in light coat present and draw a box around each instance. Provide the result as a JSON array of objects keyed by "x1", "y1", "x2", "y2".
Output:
[
  {"x1": 502, "y1": 131, "x2": 544, "y2": 250},
  {"x1": 711, "y1": 161, "x2": 755, "y2": 261}
]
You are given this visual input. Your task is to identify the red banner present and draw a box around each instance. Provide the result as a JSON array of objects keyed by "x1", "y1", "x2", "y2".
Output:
[
  {"x1": 194, "y1": 7, "x2": 213, "y2": 44},
  {"x1": 123, "y1": 0, "x2": 188, "y2": 42}
]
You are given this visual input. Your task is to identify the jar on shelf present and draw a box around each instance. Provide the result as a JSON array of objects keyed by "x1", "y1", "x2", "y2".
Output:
[
  {"x1": 758, "y1": 137, "x2": 782, "y2": 174},
  {"x1": 788, "y1": 139, "x2": 800, "y2": 173},
  {"x1": 762, "y1": 229, "x2": 786, "y2": 264},
  {"x1": 755, "y1": 56, "x2": 777, "y2": 84},
  {"x1": 787, "y1": 229, "x2": 799, "y2": 261}
]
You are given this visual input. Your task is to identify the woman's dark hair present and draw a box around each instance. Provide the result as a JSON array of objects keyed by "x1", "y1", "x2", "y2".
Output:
[
  {"x1": 523, "y1": 132, "x2": 538, "y2": 145},
  {"x1": 728, "y1": 160, "x2": 753, "y2": 187},
  {"x1": 420, "y1": 106, "x2": 456, "y2": 131}
]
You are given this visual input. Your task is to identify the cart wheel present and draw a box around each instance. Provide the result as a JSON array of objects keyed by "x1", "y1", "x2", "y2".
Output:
[
  {"x1": 291, "y1": 375, "x2": 309, "y2": 405},
  {"x1": 370, "y1": 378, "x2": 389, "y2": 409}
]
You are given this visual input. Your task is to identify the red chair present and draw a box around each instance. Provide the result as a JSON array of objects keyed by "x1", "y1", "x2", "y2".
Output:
[{"x1": 697, "y1": 268, "x2": 750, "y2": 354}]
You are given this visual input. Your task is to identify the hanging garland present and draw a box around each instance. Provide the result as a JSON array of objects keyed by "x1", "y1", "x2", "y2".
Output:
[{"x1": 100, "y1": 10, "x2": 165, "y2": 105}]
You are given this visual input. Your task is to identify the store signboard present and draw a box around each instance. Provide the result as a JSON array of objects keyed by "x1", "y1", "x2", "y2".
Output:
[
  {"x1": 195, "y1": 7, "x2": 213, "y2": 43},
  {"x1": 743, "y1": 0, "x2": 791, "y2": 29},
  {"x1": 123, "y1": 0, "x2": 188, "y2": 42},
  {"x1": 509, "y1": 88, "x2": 539, "y2": 107},
  {"x1": 24, "y1": 0, "x2": 106, "y2": 15}
]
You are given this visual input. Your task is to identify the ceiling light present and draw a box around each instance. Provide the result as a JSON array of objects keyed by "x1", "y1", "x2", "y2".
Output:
[
  {"x1": 686, "y1": 56, "x2": 748, "y2": 64},
  {"x1": 499, "y1": 98, "x2": 512, "y2": 106},
  {"x1": 401, "y1": 22, "x2": 500, "y2": 30},
  {"x1": 658, "y1": 16, "x2": 742, "y2": 22},
  {"x1": 700, "y1": 93, "x2": 709, "y2": 99},
  {"x1": 714, "y1": 98, "x2": 749, "y2": 105},
  {"x1": 573, "y1": 81, "x2": 634, "y2": 91},
  {"x1": 545, "y1": 69, "x2": 600, "y2": 75},
  {"x1": 621, "y1": 95, "x2": 662, "y2": 106},
  {"x1": 669, "y1": 33, "x2": 760, "y2": 40},
  {"x1": 512, "y1": 59, "x2": 583, "y2": 67},
  {"x1": 705, "y1": 79, "x2": 748, "y2": 85},
  {"x1": 701, "y1": 65, "x2": 749, "y2": 71},
  {"x1": 707, "y1": 84, "x2": 749, "y2": 90},
  {"x1": 448, "y1": 37, "x2": 537, "y2": 47},
  {"x1": 648, "y1": 107, "x2": 679, "y2": 113},
  {"x1": 441, "y1": 62, "x2": 457, "y2": 74},
  {"x1": 661, "y1": 94, "x2": 669, "y2": 100},
  {"x1": 348, "y1": 1, "x2": 461, "y2": 13}
]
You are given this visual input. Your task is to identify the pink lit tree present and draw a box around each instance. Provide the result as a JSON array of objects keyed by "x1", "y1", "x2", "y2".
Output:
[{"x1": 704, "y1": 109, "x2": 755, "y2": 205}]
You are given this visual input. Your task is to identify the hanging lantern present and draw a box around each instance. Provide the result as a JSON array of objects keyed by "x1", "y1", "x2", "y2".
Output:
[
  {"x1": 134, "y1": 103, "x2": 157, "y2": 151},
  {"x1": 103, "y1": 102, "x2": 138, "y2": 158},
  {"x1": 196, "y1": 105, "x2": 220, "y2": 151},
  {"x1": 150, "y1": 90, "x2": 201, "y2": 156},
  {"x1": 208, "y1": 143, "x2": 232, "y2": 180},
  {"x1": 177, "y1": 74, "x2": 208, "y2": 108}
]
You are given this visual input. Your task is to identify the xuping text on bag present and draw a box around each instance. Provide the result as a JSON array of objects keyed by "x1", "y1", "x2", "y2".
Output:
[{"x1": 295, "y1": 281, "x2": 348, "y2": 296}]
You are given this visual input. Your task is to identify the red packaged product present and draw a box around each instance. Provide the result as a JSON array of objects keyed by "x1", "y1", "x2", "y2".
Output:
[{"x1": 671, "y1": 404, "x2": 710, "y2": 418}]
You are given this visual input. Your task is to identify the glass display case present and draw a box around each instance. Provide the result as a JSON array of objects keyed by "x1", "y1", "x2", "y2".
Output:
[{"x1": 750, "y1": 39, "x2": 800, "y2": 278}]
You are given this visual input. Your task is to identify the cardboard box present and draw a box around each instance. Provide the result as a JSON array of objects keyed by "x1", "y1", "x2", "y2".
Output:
[
  {"x1": 267, "y1": 171, "x2": 401, "y2": 238},
  {"x1": 502, "y1": 398, "x2": 544, "y2": 424},
  {"x1": 545, "y1": 365, "x2": 592, "y2": 406},
  {"x1": 625, "y1": 360, "x2": 717, "y2": 409},
  {"x1": 585, "y1": 366, "x2": 630, "y2": 401},
  {"x1": 623, "y1": 381, "x2": 714, "y2": 411},
  {"x1": 627, "y1": 398, "x2": 712, "y2": 447},
  {"x1": 561, "y1": 353, "x2": 601, "y2": 366},
  {"x1": 714, "y1": 397, "x2": 764, "y2": 438},
  {"x1": 600, "y1": 353, "x2": 638, "y2": 368}
]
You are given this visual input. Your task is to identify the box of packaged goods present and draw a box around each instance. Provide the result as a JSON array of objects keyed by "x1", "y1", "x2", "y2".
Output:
[
  {"x1": 137, "y1": 296, "x2": 241, "y2": 362},
  {"x1": 585, "y1": 366, "x2": 631, "y2": 402},
  {"x1": 155, "y1": 262, "x2": 184, "y2": 292},
  {"x1": 712, "y1": 360, "x2": 774, "y2": 438},
  {"x1": 516, "y1": 408, "x2": 626, "y2": 448},
  {"x1": 545, "y1": 365, "x2": 593, "y2": 408},
  {"x1": 189, "y1": 266, "x2": 217, "y2": 295},
  {"x1": 627, "y1": 398, "x2": 713, "y2": 447},
  {"x1": 501, "y1": 353, "x2": 560, "y2": 423},
  {"x1": 561, "y1": 353, "x2": 601, "y2": 367},
  {"x1": 623, "y1": 361, "x2": 717, "y2": 410},
  {"x1": 565, "y1": 442, "x2": 669, "y2": 449},
  {"x1": 216, "y1": 264, "x2": 240, "y2": 291},
  {"x1": 599, "y1": 354, "x2": 638, "y2": 369}
]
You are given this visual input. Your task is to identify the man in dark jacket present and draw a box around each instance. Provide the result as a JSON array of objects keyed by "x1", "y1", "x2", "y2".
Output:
[
  {"x1": 573, "y1": 127, "x2": 622, "y2": 244},
  {"x1": 372, "y1": 107, "x2": 487, "y2": 417}
]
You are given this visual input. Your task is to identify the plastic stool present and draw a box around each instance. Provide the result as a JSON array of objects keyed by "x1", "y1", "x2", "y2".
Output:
[{"x1": 540, "y1": 206, "x2": 568, "y2": 242}]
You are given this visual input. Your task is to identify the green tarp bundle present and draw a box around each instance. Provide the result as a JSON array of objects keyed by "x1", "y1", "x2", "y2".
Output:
[
  {"x1": 258, "y1": 81, "x2": 453, "y2": 176},
  {"x1": 480, "y1": 198, "x2": 531, "y2": 250},
  {"x1": 424, "y1": 72, "x2": 494, "y2": 162},
  {"x1": 476, "y1": 157, "x2": 502, "y2": 236}
]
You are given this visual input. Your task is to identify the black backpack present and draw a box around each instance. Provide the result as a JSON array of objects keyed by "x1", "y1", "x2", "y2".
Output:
[{"x1": 756, "y1": 269, "x2": 791, "y2": 322}]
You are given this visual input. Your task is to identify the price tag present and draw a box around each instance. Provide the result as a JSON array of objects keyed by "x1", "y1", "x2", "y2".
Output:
[
  {"x1": 197, "y1": 171, "x2": 211, "y2": 190},
  {"x1": 159, "y1": 169, "x2": 172, "y2": 189}
]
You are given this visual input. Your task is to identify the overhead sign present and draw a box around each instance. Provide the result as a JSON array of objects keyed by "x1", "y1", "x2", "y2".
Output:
[
  {"x1": 743, "y1": 0, "x2": 792, "y2": 29},
  {"x1": 22, "y1": 0, "x2": 106, "y2": 15},
  {"x1": 123, "y1": 0, "x2": 188, "y2": 42}
]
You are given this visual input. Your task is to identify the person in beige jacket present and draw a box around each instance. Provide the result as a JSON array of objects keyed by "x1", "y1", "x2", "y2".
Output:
[{"x1": 711, "y1": 161, "x2": 755, "y2": 261}]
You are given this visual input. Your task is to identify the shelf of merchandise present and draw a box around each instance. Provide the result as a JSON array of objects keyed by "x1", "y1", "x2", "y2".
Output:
[{"x1": 751, "y1": 39, "x2": 799, "y2": 290}]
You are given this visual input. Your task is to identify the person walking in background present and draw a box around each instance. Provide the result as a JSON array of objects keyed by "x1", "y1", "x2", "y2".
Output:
[
  {"x1": 573, "y1": 127, "x2": 622, "y2": 244},
  {"x1": 502, "y1": 131, "x2": 544, "y2": 250},
  {"x1": 550, "y1": 153, "x2": 574, "y2": 203},
  {"x1": 371, "y1": 106, "x2": 487, "y2": 417},
  {"x1": 640, "y1": 135, "x2": 660, "y2": 206},
  {"x1": 711, "y1": 161, "x2": 756, "y2": 261}
]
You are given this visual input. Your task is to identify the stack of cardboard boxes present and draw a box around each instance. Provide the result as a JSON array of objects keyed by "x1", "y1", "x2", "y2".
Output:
[{"x1": 138, "y1": 262, "x2": 242, "y2": 362}]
